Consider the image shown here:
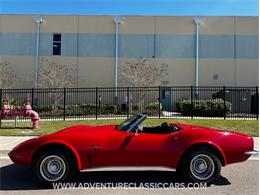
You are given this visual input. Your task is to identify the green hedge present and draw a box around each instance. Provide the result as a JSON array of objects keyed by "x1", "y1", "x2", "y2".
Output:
[
  {"x1": 34, "y1": 105, "x2": 53, "y2": 112},
  {"x1": 33, "y1": 103, "x2": 116, "y2": 116},
  {"x1": 34, "y1": 102, "x2": 163, "y2": 116},
  {"x1": 143, "y1": 102, "x2": 162, "y2": 115},
  {"x1": 177, "y1": 99, "x2": 232, "y2": 117}
]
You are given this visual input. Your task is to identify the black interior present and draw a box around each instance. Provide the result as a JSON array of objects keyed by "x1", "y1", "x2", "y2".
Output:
[{"x1": 141, "y1": 122, "x2": 179, "y2": 134}]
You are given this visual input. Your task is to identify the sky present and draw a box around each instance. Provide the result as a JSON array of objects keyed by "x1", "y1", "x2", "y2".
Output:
[{"x1": 0, "y1": 0, "x2": 258, "y2": 16}]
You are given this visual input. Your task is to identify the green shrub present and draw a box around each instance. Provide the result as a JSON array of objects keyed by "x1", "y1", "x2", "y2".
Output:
[
  {"x1": 33, "y1": 105, "x2": 53, "y2": 112},
  {"x1": 131, "y1": 105, "x2": 139, "y2": 111},
  {"x1": 33, "y1": 103, "x2": 116, "y2": 117},
  {"x1": 79, "y1": 103, "x2": 96, "y2": 115},
  {"x1": 70, "y1": 103, "x2": 116, "y2": 115},
  {"x1": 98, "y1": 104, "x2": 116, "y2": 114},
  {"x1": 176, "y1": 99, "x2": 232, "y2": 117},
  {"x1": 143, "y1": 101, "x2": 162, "y2": 115}
]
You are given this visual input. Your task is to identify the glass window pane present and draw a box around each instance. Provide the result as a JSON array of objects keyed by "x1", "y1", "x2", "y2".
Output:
[
  {"x1": 53, "y1": 42, "x2": 61, "y2": 55},
  {"x1": 53, "y1": 34, "x2": 61, "y2": 42}
]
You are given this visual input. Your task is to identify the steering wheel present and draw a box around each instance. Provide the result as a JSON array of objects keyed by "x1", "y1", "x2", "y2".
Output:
[{"x1": 161, "y1": 122, "x2": 170, "y2": 129}]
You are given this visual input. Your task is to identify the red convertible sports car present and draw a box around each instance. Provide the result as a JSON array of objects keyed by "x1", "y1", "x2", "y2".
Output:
[{"x1": 9, "y1": 114, "x2": 256, "y2": 185}]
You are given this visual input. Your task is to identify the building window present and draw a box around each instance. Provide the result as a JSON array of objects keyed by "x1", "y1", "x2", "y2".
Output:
[{"x1": 53, "y1": 33, "x2": 61, "y2": 55}]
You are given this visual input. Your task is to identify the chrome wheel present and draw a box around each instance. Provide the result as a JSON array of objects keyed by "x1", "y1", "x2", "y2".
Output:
[
  {"x1": 190, "y1": 154, "x2": 215, "y2": 181},
  {"x1": 39, "y1": 155, "x2": 66, "y2": 182}
]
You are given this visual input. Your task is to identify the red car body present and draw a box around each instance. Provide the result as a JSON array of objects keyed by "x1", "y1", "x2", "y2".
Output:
[{"x1": 9, "y1": 121, "x2": 254, "y2": 172}]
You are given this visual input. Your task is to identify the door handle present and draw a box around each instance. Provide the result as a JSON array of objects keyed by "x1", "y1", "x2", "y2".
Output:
[{"x1": 91, "y1": 146, "x2": 102, "y2": 150}]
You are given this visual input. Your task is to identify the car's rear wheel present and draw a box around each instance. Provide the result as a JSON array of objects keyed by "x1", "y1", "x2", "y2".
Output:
[
  {"x1": 178, "y1": 147, "x2": 221, "y2": 184},
  {"x1": 33, "y1": 149, "x2": 76, "y2": 185}
]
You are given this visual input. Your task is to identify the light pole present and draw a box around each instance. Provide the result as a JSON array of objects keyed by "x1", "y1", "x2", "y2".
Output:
[
  {"x1": 34, "y1": 16, "x2": 44, "y2": 89},
  {"x1": 193, "y1": 17, "x2": 205, "y2": 97},
  {"x1": 113, "y1": 16, "x2": 125, "y2": 104}
]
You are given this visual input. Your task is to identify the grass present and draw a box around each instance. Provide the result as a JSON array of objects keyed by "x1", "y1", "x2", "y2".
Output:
[{"x1": 0, "y1": 118, "x2": 258, "y2": 136}]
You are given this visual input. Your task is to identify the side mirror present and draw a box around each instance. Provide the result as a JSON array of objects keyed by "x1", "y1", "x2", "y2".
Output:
[
  {"x1": 134, "y1": 128, "x2": 139, "y2": 136},
  {"x1": 134, "y1": 125, "x2": 143, "y2": 136}
]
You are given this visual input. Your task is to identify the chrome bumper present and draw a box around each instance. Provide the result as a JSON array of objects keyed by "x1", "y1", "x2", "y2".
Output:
[{"x1": 244, "y1": 150, "x2": 259, "y2": 155}]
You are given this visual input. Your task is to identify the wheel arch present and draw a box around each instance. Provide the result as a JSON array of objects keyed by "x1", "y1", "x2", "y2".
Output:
[
  {"x1": 32, "y1": 142, "x2": 82, "y2": 170},
  {"x1": 177, "y1": 142, "x2": 226, "y2": 169}
]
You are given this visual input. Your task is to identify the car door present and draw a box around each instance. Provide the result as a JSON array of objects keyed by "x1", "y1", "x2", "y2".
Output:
[
  {"x1": 85, "y1": 127, "x2": 116, "y2": 167},
  {"x1": 86, "y1": 115, "x2": 147, "y2": 167},
  {"x1": 110, "y1": 129, "x2": 180, "y2": 167}
]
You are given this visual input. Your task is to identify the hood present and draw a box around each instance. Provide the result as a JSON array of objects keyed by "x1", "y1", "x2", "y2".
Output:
[{"x1": 52, "y1": 124, "x2": 116, "y2": 136}]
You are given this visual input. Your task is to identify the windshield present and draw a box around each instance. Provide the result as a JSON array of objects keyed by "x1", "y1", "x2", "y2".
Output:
[{"x1": 117, "y1": 114, "x2": 147, "y2": 132}]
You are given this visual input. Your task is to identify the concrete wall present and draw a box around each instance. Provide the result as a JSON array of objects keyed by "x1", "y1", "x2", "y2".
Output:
[{"x1": 0, "y1": 15, "x2": 258, "y2": 88}]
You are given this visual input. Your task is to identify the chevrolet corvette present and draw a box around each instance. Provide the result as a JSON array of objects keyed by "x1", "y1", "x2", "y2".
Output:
[{"x1": 9, "y1": 114, "x2": 256, "y2": 185}]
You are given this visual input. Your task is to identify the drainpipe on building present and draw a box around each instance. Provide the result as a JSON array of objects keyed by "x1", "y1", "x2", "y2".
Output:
[
  {"x1": 113, "y1": 16, "x2": 125, "y2": 103},
  {"x1": 193, "y1": 17, "x2": 205, "y2": 97},
  {"x1": 34, "y1": 16, "x2": 43, "y2": 89}
]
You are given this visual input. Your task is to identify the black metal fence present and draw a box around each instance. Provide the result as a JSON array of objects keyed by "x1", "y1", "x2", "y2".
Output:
[{"x1": 0, "y1": 86, "x2": 258, "y2": 121}]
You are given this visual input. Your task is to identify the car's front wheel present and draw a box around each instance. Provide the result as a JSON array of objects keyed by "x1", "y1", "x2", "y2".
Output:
[
  {"x1": 178, "y1": 147, "x2": 221, "y2": 184},
  {"x1": 32, "y1": 149, "x2": 76, "y2": 185}
]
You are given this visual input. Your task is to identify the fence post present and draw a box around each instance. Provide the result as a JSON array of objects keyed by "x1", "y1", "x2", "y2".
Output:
[
  {"x1": 0, "y1": 88, "x2": 2, "y2": 109},
  {"x1": 31, "y1": 88, "x2": 35, "y2": 109},
  {"x1": 0, "y1": 88, "x2": 1, "y2": 128},
  {"x1": 127, "y1": 87, "x2": 130, "y2": 118},
  {"x1": 158, "y1": 86, "x2": 161, "y2": 119},
  {"x1": 63, "y1": 88, "x2": 66, "y2": 121},
  {"x1": 223, "y1": 86, "x2": 226, "y2": 120},
  {"x1": 256, "y1": 86, "x2": 259, "y2": 120},
  {"x1": 191, "y1": 86, "x2": 193, "y2": 119},
  {"x1": 95, "y1": 87, "x2": 98, "y2": 120}
]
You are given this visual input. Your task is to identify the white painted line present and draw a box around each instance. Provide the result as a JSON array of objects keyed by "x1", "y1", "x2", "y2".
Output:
[
  {"x1": 249, "y1": 157, "x2": 259, "y2": 160},
  {"x1": 0, "y1": 140, "x2": 24, "y2": 146},
  {"x1": 0, "y1": 156, "x2": 10, "y2": 160}
]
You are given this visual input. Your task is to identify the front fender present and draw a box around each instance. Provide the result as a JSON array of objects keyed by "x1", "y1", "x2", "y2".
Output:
[{"x1": 38, "y1": 139, "x2": 83, "y2": 170}]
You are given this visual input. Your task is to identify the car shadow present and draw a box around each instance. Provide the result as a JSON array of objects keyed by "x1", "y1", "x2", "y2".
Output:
[{"x1": 0, "y1": 164, "x2": 231, "y2": 191}]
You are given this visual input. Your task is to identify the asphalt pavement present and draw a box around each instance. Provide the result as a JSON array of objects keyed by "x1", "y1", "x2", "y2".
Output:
[{"x1": 0, "y1": 158, "x2": 258, "y2": 195}]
